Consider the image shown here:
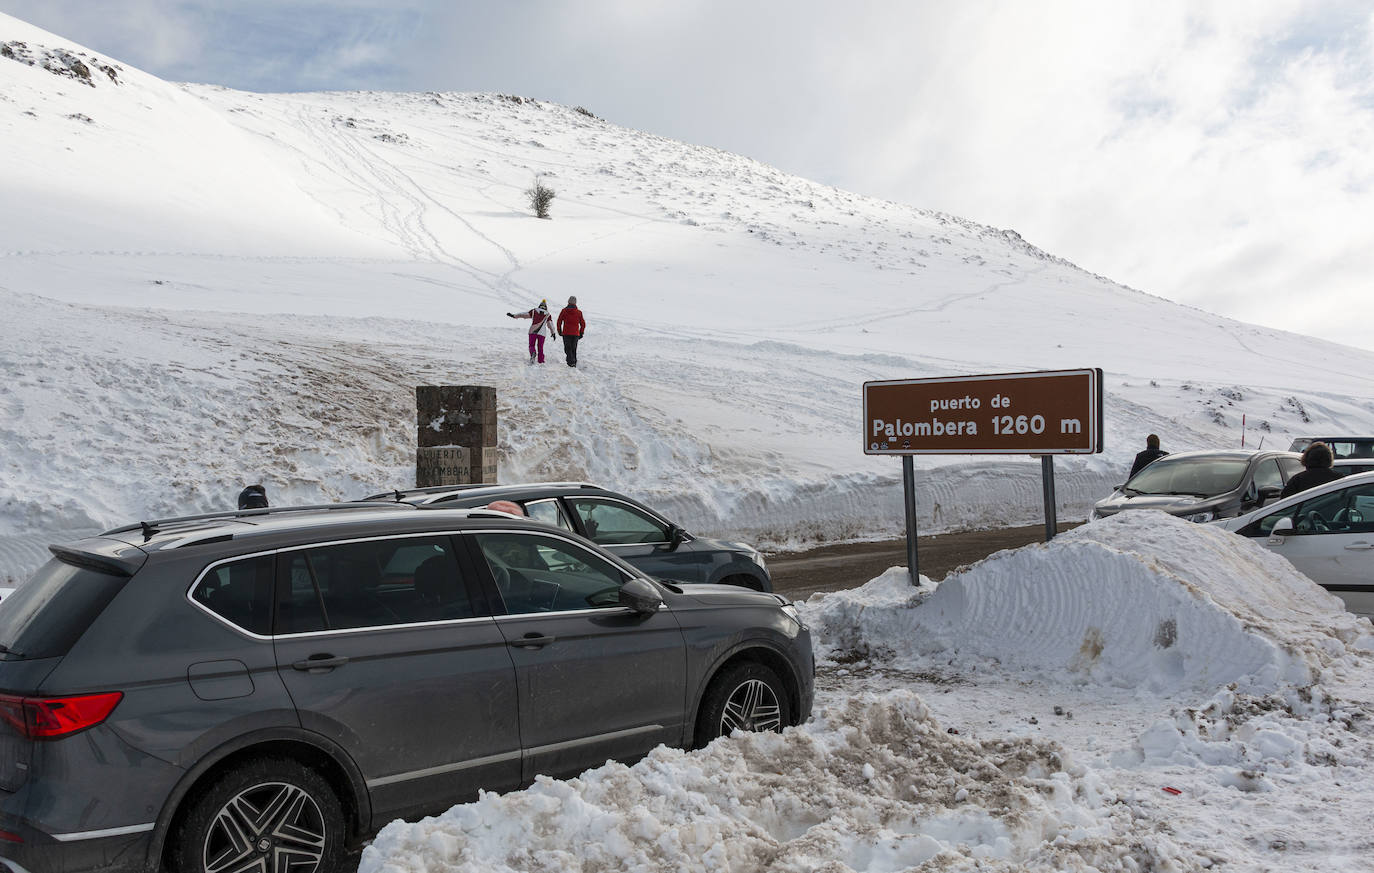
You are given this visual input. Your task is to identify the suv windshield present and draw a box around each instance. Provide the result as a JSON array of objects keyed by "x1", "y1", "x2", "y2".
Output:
[{"x1": 1125, "y1": 456, "x2": 1250, "y2": 497}]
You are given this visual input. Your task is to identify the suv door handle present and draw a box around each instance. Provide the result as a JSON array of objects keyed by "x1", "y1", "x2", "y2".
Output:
[
  {"x1": 510, "y1": 634, "x2": 556, "y2": 649},
  {"x1": 292, "y1": 654, "x2": 349, "y2": 672},
  {"x1": 1344, "y1": 542, "x2": 1374, "y2": 551}
]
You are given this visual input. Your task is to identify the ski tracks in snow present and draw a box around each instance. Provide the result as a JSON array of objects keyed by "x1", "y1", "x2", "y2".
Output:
[{"x1": 253, "y1": 99, "x2": 535, "y2": 310}]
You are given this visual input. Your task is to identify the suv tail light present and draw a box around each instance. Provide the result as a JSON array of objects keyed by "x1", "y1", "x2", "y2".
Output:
[{"x1": 0, "y1": 692, "x2": 123, "y2": 739}]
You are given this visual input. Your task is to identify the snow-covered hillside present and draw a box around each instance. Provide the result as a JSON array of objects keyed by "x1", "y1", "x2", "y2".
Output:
[{"x1": 4, "y1": 12, "x2": 1374, "y2": 581}]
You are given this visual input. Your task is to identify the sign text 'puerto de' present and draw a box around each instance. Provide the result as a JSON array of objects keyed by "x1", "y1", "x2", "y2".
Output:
[{"x1": 864, "y1": 368, "x2": 1104, "y2": 455}]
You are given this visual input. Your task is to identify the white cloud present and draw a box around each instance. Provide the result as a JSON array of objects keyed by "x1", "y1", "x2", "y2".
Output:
[{"x1": 0, "y1": 0, "x2": 206, "y2": 71}]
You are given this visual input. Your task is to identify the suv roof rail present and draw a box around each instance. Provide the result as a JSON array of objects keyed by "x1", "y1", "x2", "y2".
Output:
[
  {"x1": 102, "y1": 502, "x2": 413, "y2": 538},
  {"x1": 365, "y1": 482, "x2": 604, "y2": 502},
  {"x1": 437, "y1": 507, "x2": 527, "y2": 519},
  {"x1": 364, "y1": 484, "x2": 494, "y2": 501}
]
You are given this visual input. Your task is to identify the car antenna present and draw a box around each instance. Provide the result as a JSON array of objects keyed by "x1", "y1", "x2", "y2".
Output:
[{"x1": 393, "y1": 489, "x2": 404, "y2": 503}]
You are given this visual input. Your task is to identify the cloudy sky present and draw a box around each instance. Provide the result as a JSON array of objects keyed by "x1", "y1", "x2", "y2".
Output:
[{"x1": 4, "y1": 0, "x2": 1372, "y2": 350}]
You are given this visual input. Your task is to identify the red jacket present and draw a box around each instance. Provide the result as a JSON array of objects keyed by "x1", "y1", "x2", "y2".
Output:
[{"x1": 557, "y1": 305, "x2": 585, "y2": 337}]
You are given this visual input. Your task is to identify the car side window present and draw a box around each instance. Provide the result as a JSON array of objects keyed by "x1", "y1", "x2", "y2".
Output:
[
  {"x1": 192, "y1": 555, "x2": 275, "y2": 635},
  {"x1": 1253, "y1": 459, "x2": 1283, "y2": 493},
  {"x1": 1249, "y1": 488, "x2": 1357, "y2": 537},
  {"x1": 567, "y1": 498, "x2": 669, "y2": 545},
  {"x1": 471, "y1": 532, "x2": 630, "y2": 615},
  {"x1": 1277, "y1": 457, "x2": 1303, "y2": 480},
  {"x1": 276, "y1": 536, "x2": 476, "y2": 633},
  {"x1": 1249, "y1": 503, "x2": 1301, "y2": 537},
  {"x1": 1297, "y1": 483, "x2": 1374, "y2": 534},
  {"x1": 525, "y1": 499, "x2": 574, "y2": 531}
]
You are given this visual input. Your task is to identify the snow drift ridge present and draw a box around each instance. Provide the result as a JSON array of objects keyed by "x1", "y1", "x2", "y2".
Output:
[{"x1": 805, "y1": 512, "x2": 1371, "y2": 693}]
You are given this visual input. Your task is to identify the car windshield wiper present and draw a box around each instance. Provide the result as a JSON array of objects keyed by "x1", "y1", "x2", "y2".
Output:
[
  {"x1": 1121, "y1": 486, "x2": 1142, "y2": 495},
  {"x1": 1163, "y1": 491, "x2": 1211, "y2": 498},
  {"x1": 0, "y1": 643, "x2": 24, "y2": 657}
]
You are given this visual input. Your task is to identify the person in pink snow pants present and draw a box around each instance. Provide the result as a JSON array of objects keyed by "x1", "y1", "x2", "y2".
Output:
[{"x1": 507, "y1": 299, "x2": 558, "y2": 363}]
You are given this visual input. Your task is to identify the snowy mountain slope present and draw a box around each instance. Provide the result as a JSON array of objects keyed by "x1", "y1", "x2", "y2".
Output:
[{"x1": 4, "y1": 13, "x2": 1374, "y2": 582}]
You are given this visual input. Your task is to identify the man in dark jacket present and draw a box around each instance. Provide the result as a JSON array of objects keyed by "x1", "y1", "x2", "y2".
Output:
[
  {"x1": 1129, "y1": 434, "x2": 1167, "y2": 478},
  {"x1": 1280, "y1": 441, "x2": 1343, "y2": 498},
  {"x1": 556, "y1": 295, "x2": 585, "y2": 367}
]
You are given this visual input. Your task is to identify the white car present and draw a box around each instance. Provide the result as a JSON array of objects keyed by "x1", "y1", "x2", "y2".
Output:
[
  {"x1": 1214, "y1": 471, "x2": 1374, "y2": 616},
  {"x1": 1333, "y1": 458, "x2": 1374, "y2": 477}
]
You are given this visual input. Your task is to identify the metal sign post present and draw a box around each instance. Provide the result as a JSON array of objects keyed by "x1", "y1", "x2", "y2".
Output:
[
  {"x1": 902, "y1": 455, "x2": 919, "y2": 582},
  {"x1": 1041, "y1": 455, "x2": 1058, "y2": 541},
  {"x1": 864, "y1": 368, "x2": 1104, "y2": 584}
]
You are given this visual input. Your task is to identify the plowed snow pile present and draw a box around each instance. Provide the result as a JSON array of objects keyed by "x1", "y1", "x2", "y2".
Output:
[
  {"x1": 361, "y1": 693, "x2": 1197, "y2": 873},
  {"x1": 806, "y1": 512, "x2": 1372, "y2": 693}
]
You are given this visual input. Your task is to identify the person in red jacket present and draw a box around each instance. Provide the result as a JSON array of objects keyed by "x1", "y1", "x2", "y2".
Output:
[
  {"x1": 556, "y1": 296, "x2": 586, "y2": 367},
  {"x1": 507, "y1": 300, "x2": 557, "y2": 363}
]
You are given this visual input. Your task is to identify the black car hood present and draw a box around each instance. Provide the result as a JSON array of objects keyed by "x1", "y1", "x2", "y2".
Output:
[{"x1": 672, "y1": 583, "x2": 780, "y2": 607}]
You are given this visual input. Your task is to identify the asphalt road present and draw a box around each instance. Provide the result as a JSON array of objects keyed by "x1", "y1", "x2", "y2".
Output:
[{"x1": 768, "y1": 523, "x2": 1082, "y2": 600}]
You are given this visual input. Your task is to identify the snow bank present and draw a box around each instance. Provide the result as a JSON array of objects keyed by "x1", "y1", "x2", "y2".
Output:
[
  {"x1": 804, "y1": 512, "x2": 1371, "y2": 693},
  {"x1": 360, "y1": 691, "x2": 1200, "y2": 873}
]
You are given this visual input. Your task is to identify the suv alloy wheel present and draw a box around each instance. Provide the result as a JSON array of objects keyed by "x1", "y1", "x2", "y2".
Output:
[
  {"x1": 170, "y1": 758, "x2": 345, "y2": 873},
  {"x1": 696, "y1": 662, "x2": 791, "y2": 746}
]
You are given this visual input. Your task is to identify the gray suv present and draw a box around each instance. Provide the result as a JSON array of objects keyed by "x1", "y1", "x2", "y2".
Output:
[
  {"x1": 0, "y1": 503, "x2": 813, "y2": 873},
  {"x1": 363, "y1": 483, "x2": 773, "y2": 591}
]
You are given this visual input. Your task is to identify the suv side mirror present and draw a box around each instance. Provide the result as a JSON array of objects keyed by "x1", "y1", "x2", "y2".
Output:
[
  {"x1": 619, "y1": 577, "x2": 664, "y2": 614},
  {"x1": 1257, "y1": 485, "x2": 1282, "y2": 506},
  {"x1": 1270, "y1": 516, "x2": 1295, "y2": 537},
  {"x1": 666, "y1": 524, "x2": 686, "y2": 552}
]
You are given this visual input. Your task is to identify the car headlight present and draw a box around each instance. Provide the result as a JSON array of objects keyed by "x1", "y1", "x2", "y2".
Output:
[
  {"x1": 1183, "y1": 510, "x2": 1215, "y2": 523},
  {"x1": 779, "y1": 602, "x2": 805, "y2": 630}
]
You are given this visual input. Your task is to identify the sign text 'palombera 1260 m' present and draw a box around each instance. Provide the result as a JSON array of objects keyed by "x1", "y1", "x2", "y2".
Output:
[{"x1": 863, "y1": 369, "x2": 1103, "y2": 455}]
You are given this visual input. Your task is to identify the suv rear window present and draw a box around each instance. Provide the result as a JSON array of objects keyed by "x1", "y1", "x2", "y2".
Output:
[
  {"x1": 0, "y1": 559, "x2": 129, "y2": 660},
  {"x1": 191, "y1": 555, "x2": 275, "y2": 635}
]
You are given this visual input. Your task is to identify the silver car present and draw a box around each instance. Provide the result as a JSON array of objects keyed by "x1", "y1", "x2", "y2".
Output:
[{"x1": 1093, "y1": 449, "x2": 1302, "y2": 523}]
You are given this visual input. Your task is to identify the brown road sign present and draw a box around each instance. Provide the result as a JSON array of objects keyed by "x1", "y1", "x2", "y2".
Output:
[{"x1": 864, "y1": 368, "x2": 1103, "y2": 455}]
